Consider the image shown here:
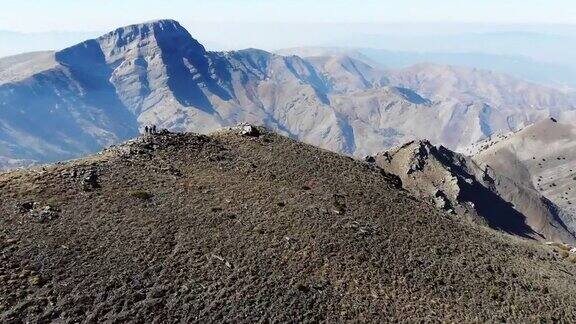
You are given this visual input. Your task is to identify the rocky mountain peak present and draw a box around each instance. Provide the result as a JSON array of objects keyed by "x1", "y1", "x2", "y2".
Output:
[
  {"x1": 96, "y1": 19, "x2": 206, "y2": 60},
  {"x1": 98, "y1": 19, "x2": 191, "y2": 42},
  {"x1": 53, "y1": 19, "x2": 207, "y2": 68}
]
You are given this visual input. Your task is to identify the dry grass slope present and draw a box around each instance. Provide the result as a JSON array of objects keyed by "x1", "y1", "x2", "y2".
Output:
[{"x1": 1, "y1": 128, "x2": 576, "y2": 322}]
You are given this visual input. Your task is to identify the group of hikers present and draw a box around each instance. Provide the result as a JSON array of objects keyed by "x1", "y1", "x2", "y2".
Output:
[{"x1": 144, "y1": 125, "x2": 158, "y2": 135}]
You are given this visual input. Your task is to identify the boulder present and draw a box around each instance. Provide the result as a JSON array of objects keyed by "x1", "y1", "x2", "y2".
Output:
[
  {"x1": 364, "y1": 156, "x2": 376, "y2": 163},
  {"x1": 81, "y1": 170, "x2": 100, "y2": 191},
  {"x1": 30, "y1": 205, "x2": 59, "y2": 223},
  {"x1": 238, "y1": 124, "x2": 260, "y2": 137}
]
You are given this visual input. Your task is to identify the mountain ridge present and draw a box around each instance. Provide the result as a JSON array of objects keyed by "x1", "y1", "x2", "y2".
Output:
[
  {"x1": 374, "y1": 138, "x2": 576, "y2": 243},
  {"x1": 2, "y1": 126, "x2": 576, "y2": 322},
  {"x1": 276, "y1": 46, "x2": 576, "y2": 91},
  {"x1": 1, "y1": 19, "x2": 575, "y2": 170}
]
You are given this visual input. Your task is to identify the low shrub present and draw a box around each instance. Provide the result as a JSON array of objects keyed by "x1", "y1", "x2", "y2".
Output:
[{"x1": 130, "y1": 191, "x2": 153, "y2": 200}]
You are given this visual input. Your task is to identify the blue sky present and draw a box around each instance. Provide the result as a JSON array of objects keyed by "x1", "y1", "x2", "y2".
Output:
[{"x1": 2, "y1": 0, "x2": 576, "y2": 32}]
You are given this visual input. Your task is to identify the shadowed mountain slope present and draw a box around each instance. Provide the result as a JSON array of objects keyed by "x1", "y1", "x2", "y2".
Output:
[
  {"x1": 374, "y1": 140, "x2": 575, "y2": 244},
  {"x1": 473, "y1": 118, "x2": 576, "y2": 234}
]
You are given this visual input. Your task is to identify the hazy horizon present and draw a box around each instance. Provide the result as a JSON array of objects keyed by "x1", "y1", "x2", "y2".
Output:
[
  {"x1": 2, "y1": 0, "x2": 576, "y2": 32},
  {"x1": 1, "y1": 1, "x2": 575, "y2": 89},
  {"x1": 2, "y1": 21, "x2": 576, "y2": 51},
  {"x1": 2, "y1": 0, "x2": 576, "y2": 58}
]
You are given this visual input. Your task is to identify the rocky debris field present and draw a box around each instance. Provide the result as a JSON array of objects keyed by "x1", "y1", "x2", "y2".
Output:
[{"x1": 2, "y1": 127, "x2": 576, "y2": 322}]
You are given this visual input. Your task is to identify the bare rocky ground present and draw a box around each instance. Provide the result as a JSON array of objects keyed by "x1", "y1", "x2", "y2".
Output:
[{"x1": 1, "y1": 127, "x2": 576, "y2": 323}]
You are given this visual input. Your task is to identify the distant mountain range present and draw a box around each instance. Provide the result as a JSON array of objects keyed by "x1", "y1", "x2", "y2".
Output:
[
  {"x1": 1, "y1": 19, "x2": 575, "y2": 170},
  {"x1": 0, "y1": 30, "x2": 101, "y2": 57},
  {"x1": 277, "y1": 47, "x2": 576, "y2": 91},
  {"x1": 335, "y1": 31, "x2": 576, "y2": 69}
]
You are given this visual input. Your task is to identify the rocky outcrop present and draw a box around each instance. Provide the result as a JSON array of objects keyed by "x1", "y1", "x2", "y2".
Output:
[{"x1": 375, "y1": 140, "x2": 576, "y2": 244}]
